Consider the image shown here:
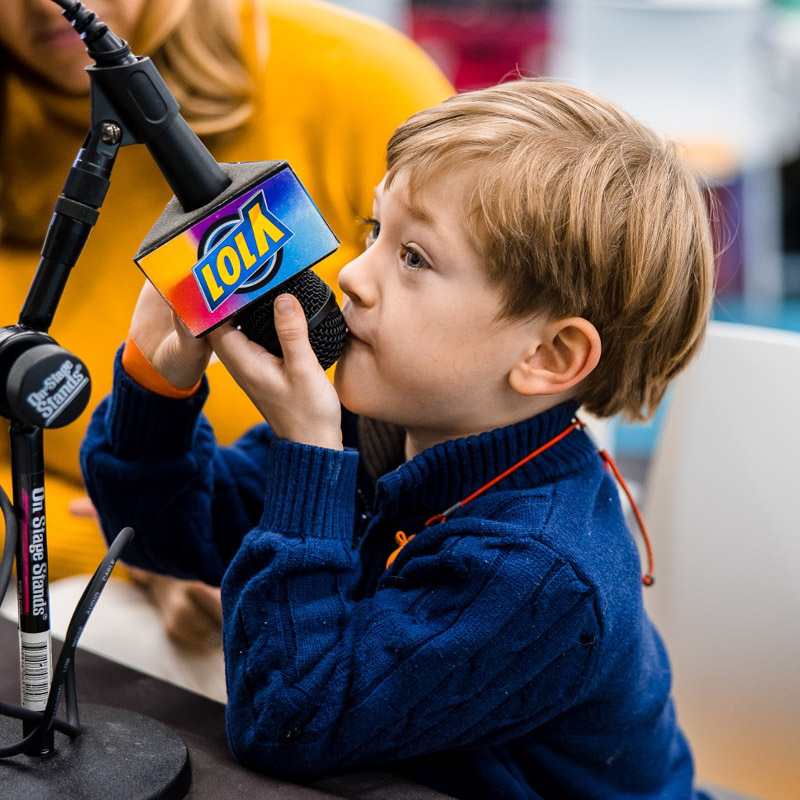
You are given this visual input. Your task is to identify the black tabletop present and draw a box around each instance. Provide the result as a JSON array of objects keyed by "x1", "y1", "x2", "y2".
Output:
[{"x1": 0, "y1": 616, "x2": 452, "y2": 799}]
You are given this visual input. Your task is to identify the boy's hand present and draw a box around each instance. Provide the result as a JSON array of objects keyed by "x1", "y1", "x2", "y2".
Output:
[
  {"x1": 129, "y1": 280, "x2": 212, "y2": 389},
  {"x1": 207, "y1": 294, "x2": 343, "y2": 450}
]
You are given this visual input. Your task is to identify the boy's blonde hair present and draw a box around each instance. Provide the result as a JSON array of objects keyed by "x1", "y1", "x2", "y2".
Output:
[{"x1": 386, "y1": 80, "x2": 715, "y2": 421}]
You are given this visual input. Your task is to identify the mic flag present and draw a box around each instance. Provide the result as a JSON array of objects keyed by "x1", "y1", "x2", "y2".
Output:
[{"x1": 134, "y1": 160, "x2": 340, "y2": 344}]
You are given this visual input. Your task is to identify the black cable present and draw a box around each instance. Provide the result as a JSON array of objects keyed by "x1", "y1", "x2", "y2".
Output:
[
  {"x1": 0, "y1": 702, "x2": 79, "y2": 738},
  {"x1": 64, "y1": 653, "x2": 79, "y2": 729},
  {"x1": 45, "y1": 526, "x2": 135, "y2": 734},
  {"x1": 50, "y1": 0, "x2": 135, "y2": 68},
  {"x1": 0, "y1": 526, "x2": 134, "y2": 757}
]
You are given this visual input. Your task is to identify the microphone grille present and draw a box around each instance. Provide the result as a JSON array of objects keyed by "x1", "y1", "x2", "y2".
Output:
[{"x1": 236, "y1": 270, "x2": 346, "y2": 370}]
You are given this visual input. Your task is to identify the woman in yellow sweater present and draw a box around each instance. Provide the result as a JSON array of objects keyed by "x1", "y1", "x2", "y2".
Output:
[{"x1": 0, "y1": 0, "x2": 451, "y2": 647}]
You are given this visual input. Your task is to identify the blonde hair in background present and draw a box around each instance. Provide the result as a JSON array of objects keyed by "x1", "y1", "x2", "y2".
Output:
[
  {"x1": 386, "y1": 79, "x2": 716, "y2": 422},
  {"x1": 132, "y1": 0, "x2": 265, "y2": 136}
]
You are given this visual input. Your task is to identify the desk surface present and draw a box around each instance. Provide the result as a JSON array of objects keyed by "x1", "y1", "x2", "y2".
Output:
[{"x1": 0, "y1": 616, "x2": 451, "y2": 799}]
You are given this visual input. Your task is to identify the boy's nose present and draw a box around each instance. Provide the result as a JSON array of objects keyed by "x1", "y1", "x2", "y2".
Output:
[{"x1": 338, "y1": 249, "x2": 375, "y2": 308}]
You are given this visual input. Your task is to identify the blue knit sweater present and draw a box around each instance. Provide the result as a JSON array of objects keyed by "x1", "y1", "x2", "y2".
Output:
[{"x1": 80, "y1": 353, "x2": 704, "y2": 800}]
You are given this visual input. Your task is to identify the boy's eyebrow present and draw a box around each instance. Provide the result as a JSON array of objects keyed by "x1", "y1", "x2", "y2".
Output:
[
  {"x1": 373, "y1": 186, "x2": 483, "y2": 258},
  {"x1": 373, "y1": 187, "x2": 434, "y2": 225},
  {"x1": 402, "y1": 199, "x2": 434, "y2": 225}
]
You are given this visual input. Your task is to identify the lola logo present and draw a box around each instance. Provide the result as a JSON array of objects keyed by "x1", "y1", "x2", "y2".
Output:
[{"x1": 192, "y1": 191, "x2": 293, "y2": 312}]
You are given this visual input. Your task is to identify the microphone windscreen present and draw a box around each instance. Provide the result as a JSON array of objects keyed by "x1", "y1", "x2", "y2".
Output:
[
  {"x1": 235, "y1": 271, "x2": 346, "y2": 370},
  {"x1": 135, "y1": 162, "x2": 340, "y2": 340}
]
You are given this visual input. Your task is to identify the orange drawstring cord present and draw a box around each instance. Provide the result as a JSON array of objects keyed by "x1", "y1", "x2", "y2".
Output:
[{"x1": 386, "y1": 531, "x2": 415, "y2": 568}]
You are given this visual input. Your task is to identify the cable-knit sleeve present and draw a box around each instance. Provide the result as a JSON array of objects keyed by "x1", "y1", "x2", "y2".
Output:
[
  {"x1": 80, "y1": 348, "x2": 282, "y2": 585},
  {"x1": 222, "y1": 445, "x2": 601, "y2": 778}
]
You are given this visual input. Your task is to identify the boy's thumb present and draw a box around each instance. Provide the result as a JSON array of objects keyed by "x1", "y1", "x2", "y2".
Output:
[
  {"x1": 274, "y1": 294, "x2": 297, "y2": 318},
  {"x1": 273, "y1": 294, "x2": 311, "y2": 355}
]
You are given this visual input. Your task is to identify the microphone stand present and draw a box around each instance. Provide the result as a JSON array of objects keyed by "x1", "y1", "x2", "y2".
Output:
[
  {"x1": 0, "y1": 31, "x2": 192, "y2": 800},
  {"x1": 0, "y1": 115, "x2": 119, "y2": 751}
]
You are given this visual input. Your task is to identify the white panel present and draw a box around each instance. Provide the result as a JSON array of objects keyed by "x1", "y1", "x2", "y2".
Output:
[{"x1": 644, "y1": 320, "x2": 800, "y2": 796}]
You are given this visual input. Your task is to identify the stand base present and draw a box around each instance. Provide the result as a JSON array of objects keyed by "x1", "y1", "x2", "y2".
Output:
[{"x1": 0, "y1": 704, "x2": 191, "y2": 799}]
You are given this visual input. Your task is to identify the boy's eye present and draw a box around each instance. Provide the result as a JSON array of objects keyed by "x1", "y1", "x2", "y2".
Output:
[
  {"x1": 401, "y1": 247, "x2": 429, "y2": 270},
  {"x1": 363, "y1": 218, "x2": 380, "y2": 245}
]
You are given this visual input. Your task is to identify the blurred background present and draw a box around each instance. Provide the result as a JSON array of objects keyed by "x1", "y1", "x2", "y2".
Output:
[{"x1": 331, "y1": 2, "x2": 799, "y2": 799}]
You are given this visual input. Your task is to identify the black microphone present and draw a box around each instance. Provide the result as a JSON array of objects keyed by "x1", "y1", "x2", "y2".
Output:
[
  {"x1": 61, "y1": 0, "x2": 346, "y2": 369},
  {"x1": 235, "y1": 271, "x2": 346, "y2": 370}
]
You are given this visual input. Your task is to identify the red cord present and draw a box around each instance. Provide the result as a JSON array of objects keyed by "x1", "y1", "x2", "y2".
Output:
[
  {"x1": 425, "y1": 421, "x2": 581, "y2": 527},
  {"x1": 597, "y1": 449, "x2": 655, "y2": 586},
  {"x1": 395, "y1": 417, "x2": 655, "y2": 586}
]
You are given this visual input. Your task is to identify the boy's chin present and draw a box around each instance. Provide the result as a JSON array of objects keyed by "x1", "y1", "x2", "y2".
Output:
[
  {"x1": 332, "y1": 356, "x2": 364, "y2": 411},
  {"x1": 334, "y1": 380, "x2": 395, "y2": 425},
  {"x1": 335, "y1": 384, "x2": 371, "y2": 419},
  {"x1": 333, "y1": 372, "x2": 363, "y2": 416}
]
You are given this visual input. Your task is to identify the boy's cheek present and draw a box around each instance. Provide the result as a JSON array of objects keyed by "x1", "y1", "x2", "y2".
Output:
[
  {"x1": 334, "y1": 354, "x2": 386, "y2": 417},
  {"x1": 332, "y1": 353, "x2": 359, "y2": 404}
]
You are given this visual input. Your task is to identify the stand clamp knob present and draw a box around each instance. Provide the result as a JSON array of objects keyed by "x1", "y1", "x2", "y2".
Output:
[{"x1": 0, "y1": 327, "x2": 91, "y2": 429}]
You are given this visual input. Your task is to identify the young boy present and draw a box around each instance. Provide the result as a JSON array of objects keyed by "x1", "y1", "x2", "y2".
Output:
[{"x1": 81, "y1": 80, "x2": 715, "y2": 799}]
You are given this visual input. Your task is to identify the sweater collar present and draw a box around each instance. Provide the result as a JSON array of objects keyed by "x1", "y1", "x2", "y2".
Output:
[{"x1": 371, "y1": 401, "x2": 598, "y2": 523}]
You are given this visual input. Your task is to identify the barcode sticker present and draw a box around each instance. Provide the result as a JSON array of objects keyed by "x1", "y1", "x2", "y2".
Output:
[{"x1": 19, "y1": 631, "x2": 52, "y2": 711}]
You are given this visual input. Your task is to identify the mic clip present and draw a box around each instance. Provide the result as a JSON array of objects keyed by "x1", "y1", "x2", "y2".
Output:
[
  {"x1": 85, "y1": 56, "x2": 230, "y2": 212},
  {"x1": 86, "y1": 57, "x2": 179, "y2": 150}
]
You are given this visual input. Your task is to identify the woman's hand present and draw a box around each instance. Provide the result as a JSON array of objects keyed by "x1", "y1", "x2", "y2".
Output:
[
  {"x1": 126, "y1": 566, "x2": 223, "y2": 651},
  {"x1": 69, "y1": 498, "x2": 222, "y2": 651},
  {"x1": 207, "y1": 294, "x2": 342, "y2": 450},
  {"x1": 129, "y1": 280, "x2": 212, "y2": 389}
]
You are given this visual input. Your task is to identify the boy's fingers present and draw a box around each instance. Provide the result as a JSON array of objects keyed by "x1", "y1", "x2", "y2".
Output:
[
  {"x1": 273, "y1": 294, "x2": 315, "y2": 371},
  {"x1": 68, "y1": 496, "x2": 98, "y2": 520},
  {"x1": 171, "y1": 311, "x2": 194, "y2": 341},
  {"x1": 208, "y1": 322, "x2": 271, "y2": 364},
  {"x1": 206, "y1": 321, "x2": 245, "y2": 353},
  {"x1": 208, "y1": 323, "x2": 279, "y2": 386}
]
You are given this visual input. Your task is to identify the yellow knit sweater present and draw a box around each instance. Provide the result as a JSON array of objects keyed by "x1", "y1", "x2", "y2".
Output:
[{"x1": 0, "y1": 0, "x2": 452, "y2": 579}]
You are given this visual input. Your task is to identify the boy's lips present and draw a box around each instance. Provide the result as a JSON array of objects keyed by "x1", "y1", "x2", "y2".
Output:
[
  {"x1": 342, "y1": 312, "x2": 368, "y2": 345},
  {"x1": 346, "y1": 327, "x2": 367, "y2": 345}
]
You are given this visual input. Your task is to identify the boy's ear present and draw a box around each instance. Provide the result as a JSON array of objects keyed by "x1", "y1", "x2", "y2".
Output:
[{"x1": 509, "y1": 317, "x2": 601, "y2": 397}]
